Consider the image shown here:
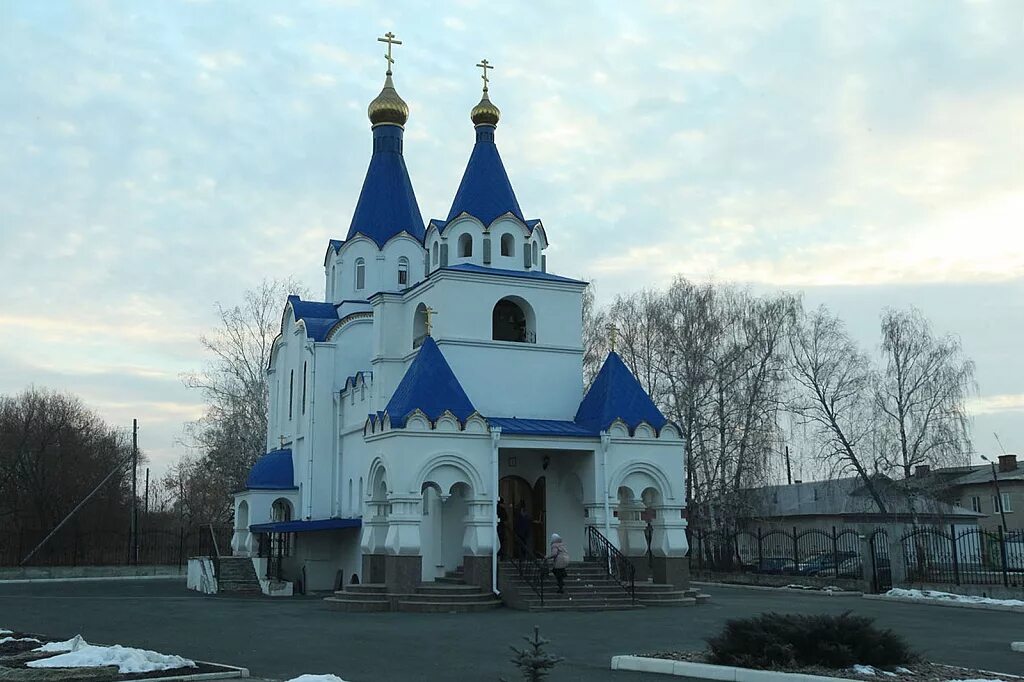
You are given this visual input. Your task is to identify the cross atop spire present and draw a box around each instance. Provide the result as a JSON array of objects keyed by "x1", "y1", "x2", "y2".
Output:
[
  {"x1": 476, "y1": 58, "x2": 493, "y2": 92},
  {"x1": 378, "y1": 31, "x2": 402, "y2": 75}
]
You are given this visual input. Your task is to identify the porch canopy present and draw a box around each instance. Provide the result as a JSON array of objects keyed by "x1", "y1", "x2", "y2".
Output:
[{"x1": 249, "y1": 518, "x2": 361, "y2": 533}]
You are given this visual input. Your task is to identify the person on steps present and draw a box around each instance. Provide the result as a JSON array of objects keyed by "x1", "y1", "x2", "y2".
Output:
[{"x1": 546, "y1": 533, "x2": 570, "y2": 594}]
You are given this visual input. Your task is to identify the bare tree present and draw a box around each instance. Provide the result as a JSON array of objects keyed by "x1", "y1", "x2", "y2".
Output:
[
  {"x1": 787, "y1": 306, "x2": 889, "y2": 513},
  {"x1": 581, "y1": 281, "x2": 608, "y2": 388},
  {"x1": 175, "y1": 277, "x2": 307, "y2": 521},
  {"x1": 876, "y1": 307, "x2": 975, "y2": 480}
]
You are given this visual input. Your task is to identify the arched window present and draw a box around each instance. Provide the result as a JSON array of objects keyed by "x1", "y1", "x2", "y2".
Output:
[
  {"x1": 412, "y1": 302, "x2": 428, "y2": 348},
  {"x1": 500, "y1": 233, "x2": 515, "y2": 257},
  {"x1": 532, "y1": 242, "x2": 539, "y2": 265},
  {"x1": 301, "y1": 361, "x2": 307, "y2": 415},
  {"x1": 492, "y1": 297, "x2": 537, "y2": 343},
  {"x1": 458, "y1": 233, "x2": 473, "y2": 258},
  {"x1": 288, "y1": 369, "x2": 294, "y2": 420},
  {"x1": 271, "y1": 498, "x2": 293, "y2": 523},
  {"x1": 432, "y1": 242, "x2": 439, "y2": 265},
  {"x1": 398, "y1": 257, "x2": 409, "y2": 286},
  {"x1": 330, "y1": 265, "x2": 337, "y2": 297},
  {"x1": 355, "y1": 258, "x2": 366, "y2": 290}
]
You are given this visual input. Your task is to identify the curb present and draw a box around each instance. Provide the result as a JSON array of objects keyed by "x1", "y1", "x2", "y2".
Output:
[
  {"x1": 0, "y1": 574, "x2": 186, "y2": 585},
  {"x1": 145, "y1": 662, "x2": 249, "y2": 682},
  {"x1": 610, "y1": 655, "x2": 850, "y2": 681},
  {"x1": 692, "y1": 582, "x2": 862, "y2": 597},
  {"x1": 1012, "y1": 641, "x2": 1023, "y2": 653},
  {"x1": 862, "y1": 594, "x2": 1024, "y2": 613}
]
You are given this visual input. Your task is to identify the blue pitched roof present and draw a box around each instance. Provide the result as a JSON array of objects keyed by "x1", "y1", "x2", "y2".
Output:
[
  {"x1": 574, "y1": 352, "x2": 668, "y2": 433},
  {"x1": 246, "y1": 449, "x2": 295, "y2": 490},
  {"x1": 446, "y1": 125, "x2": 524, "y2": 226},
  {"x1": 487, "y1": 417, "x2": 597, "y2": 437},
  {"x1": 384, "y1": 336, "x2": 476, "y2": 427},
  {"x1": 347, "y1": 124, "x2": 425, "y2": 247},
  {"x1": 287, "y1": 295, "x2": 339, "y2": 342},
  {"x1": 443, "y1": 263, "x2": 585, "y2": 284}
]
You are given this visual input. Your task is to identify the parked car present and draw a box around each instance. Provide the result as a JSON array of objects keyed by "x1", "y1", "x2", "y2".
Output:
[
  {"x1": 750, "y1": 557, "x2": 798, "y2": 575},
  {"x1": 794, "y1": 551, "x2": 858, "y2": 576}
]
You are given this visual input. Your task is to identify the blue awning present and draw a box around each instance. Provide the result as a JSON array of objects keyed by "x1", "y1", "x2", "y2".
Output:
[{"x1": 250, "y1": 518, "x2": 361, "y2": 533}]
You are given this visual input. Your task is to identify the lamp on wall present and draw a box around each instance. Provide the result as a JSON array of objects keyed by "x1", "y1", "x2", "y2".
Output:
[{"x1": 542, "y1": 454, "x2": 551, "y2": 470}]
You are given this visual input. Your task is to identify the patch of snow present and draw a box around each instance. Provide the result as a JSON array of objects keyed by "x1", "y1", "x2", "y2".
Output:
[
  {"x1": 787, "y1": 584, "x2": 813, "y2": 590},
  {"x1": 886, "y1": 588, "x2": 1024, "y2": 608},
  {"x1": 851, "y1": 665, "x2": 896, "y2": 677},
  {"x1": 945, "y1": 679, "x2": 1010, "y2": 682},
  {"x1": 895, "y1": 667, "x2": 914, "y2": 674},
  {"x1": 0, "y1": 636, "x2": 41, "y2": 644},
  {"x1": 27, "y1": 642, "x2": 196, "y2": 674},
  {"x1": 0, "y1": 629, "x2": 11, "y2": 635},
  {"x1": 34, "y1": 635, "x2": 86, "y2": 652},
  {"x1": 286, "y1": 675, "x2": 349, "y2": 682}
]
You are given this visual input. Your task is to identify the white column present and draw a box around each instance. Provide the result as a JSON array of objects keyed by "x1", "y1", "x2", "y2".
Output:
[
  {"x1": 618, "y1": 500, "x2": 647, "y2": 556},
  {"x1": 360, "y1": 499, "x2": 389, "y2": 555},
  {"x1": 463, "y1": 498, "x2": 495, "y2": 556},
  {"x1": 384, "y1": 494, "x2": 423, "y2": 555},
  {"x1": 650, "y1": 504, "x2": 689, "y2": 557}
]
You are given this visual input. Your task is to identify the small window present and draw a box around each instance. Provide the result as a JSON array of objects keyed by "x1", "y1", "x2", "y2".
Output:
[
  {"x1": 971, "y1": 496, "x2": 982, "y2": 513},
  {"x1": 532, "y1": 242, "x2": 539, "y2": 265},
  {"x1": 398, "y1": 257, "x2": 409, "y2": 286},
  {"x1": 458, "y1": 233, "x2": 473, "y2": 258},
  {"x1": 301, "y1": 361, "x2": 307, "y2": 415},
  {"x1": 492, "y1": 297, "x2": 536, "y2": 343},
  {"x1": 995, "y1": 493, "x2": 1013, "y2": 513},
  {"x1": 432, "y1": 242, "x2": 438, "y2": 265},
  {"x1": 330, "y1": 265, "x2": 337, "y2": 297},
  {"x1": 355, "y1": 258, "x2": 366, "y2": 290},
  {"x1": 500, "y1": 233, "x2": 515, "y2": 257},
  {"x1": 288, "y1": 369, "x2": 294, "y2": 420}
]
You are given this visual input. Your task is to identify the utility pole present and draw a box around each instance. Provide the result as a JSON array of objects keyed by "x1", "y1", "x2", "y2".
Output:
[
  {"x1": 980, "y1": 454, "x2": 1009, "y2": 532},
  {"x1": 144, "y1": 467, "x2": 150, "y2": 516},
  {"x1": 784, "y1": 446, "x2": 793, "y2": 486},
  {"x1": 131, "y1": 419, "x2": 138, "y2": 565}
]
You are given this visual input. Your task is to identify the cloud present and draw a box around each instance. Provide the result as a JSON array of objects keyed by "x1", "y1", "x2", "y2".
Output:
[{"x1": 969, "y1": 394, "x2": 1024, "y2": 416}]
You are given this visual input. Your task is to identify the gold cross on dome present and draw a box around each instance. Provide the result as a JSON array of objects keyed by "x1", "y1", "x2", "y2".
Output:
[
  {"x1": 606, "y1": 323, "x2": 618, "y2": 352},
  {"x1": 278, "y1": 434, "x2": 287, "y2": 449},
  {"x1": 378, "y1": 32, "x2": 402, "y2": 75},
  {"x1": 424, "y1": 306, "x2": 438, "y2": 337},
  {"x1": 476, "y1": 59, "x2": 494, "y2": 91}
]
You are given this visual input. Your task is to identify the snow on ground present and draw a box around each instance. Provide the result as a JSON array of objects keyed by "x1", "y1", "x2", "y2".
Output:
[
  {"x1": 886, "y1": 588, "x2": 1024, "y2": 608},
  {"x1": 946, "y1": 679, "x2": 1011, "y2": 682},
  {"x1": 34, "y1": 635, "x2": 86, "y2": 652},
  {"x1": 27, "y1": 637, "x2": 196, "y2": 674},
  {"x1": 851, "y1": 664, "x2": 897, "y2": 677},
  {"x1": 0, "y1": 636, "x2": 41, "y2": 644},
  {"x1": 286, "y1": 675, "x2": 350, "y2": 682}
]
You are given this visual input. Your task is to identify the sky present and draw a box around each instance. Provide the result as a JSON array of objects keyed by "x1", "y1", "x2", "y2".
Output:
[{"x1": 1, "y1": 1, "x2": 1022, "y2": 479}]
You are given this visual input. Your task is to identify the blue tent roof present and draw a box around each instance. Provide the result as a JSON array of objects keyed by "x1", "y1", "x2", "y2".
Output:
[
  {"x1": 574, "y1": 352, "x2": 668, "y2": 433},
  {"x1": 246, "y1": 449, "x2": 295, "y2": 490},
  {"x1": 347, "y1": 124, "x2": 425, "y2": 247},
  {"x1": 384, "y1": 336, "x2": 476, "y2": 427},
  {"x1": 287, "y1": 295, "x2": 339, "y2": 342},
  {"x1": 446, "y1": 125, "x2": 524, "y2": 225}
]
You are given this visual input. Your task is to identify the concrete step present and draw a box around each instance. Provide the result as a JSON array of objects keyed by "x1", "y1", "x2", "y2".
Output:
[
  {"x1": 394, "y1": 591, "x2": 498, "y2": 603},
  {"x1": 415, "y1": 584, "x2": 489, "y2": 596},
  {"x1": 528, "y1": 603, "x2": 643, "y2": 612},
  {"x1": 396, "y1": 598, "x2": 502, "y2": 613},
  {"x1": 433, "y1": 576, "x2": 466, "y2": 585},
  {"x1": 324, "y1": 596, "x2": 390, "y2": 612},
  {"x1": 344, "y1": 583, "x2": 387, "y2": 594}
]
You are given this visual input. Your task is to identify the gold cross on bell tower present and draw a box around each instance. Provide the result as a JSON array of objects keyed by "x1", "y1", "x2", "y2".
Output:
[
  {"x1": 378, "y1": 31, "x2": 402, "y2": 75},
  {"x1": 606, "y1": 323, "x2": 618, "y2": 353},
  {"x1": 424, "y1": 306, "x2": 438, "y2": 337},
  {"x1": 476, "y1": 58, "x2": 494, "y2": 92},
  {"x1": 278, "y1": 434, "x2": 287, "y2": 449}
]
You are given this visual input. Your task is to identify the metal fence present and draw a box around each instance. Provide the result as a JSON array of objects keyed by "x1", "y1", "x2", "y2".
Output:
[
  {"x1": 901, "y1": 526, "x2": 1024, "y2": 587},
  {"x1": 1, "y1": 525, "x2": 233, "y2": 568},
  {"x1": 689, "y1": 526, "x2": 864, "y2": 578}
]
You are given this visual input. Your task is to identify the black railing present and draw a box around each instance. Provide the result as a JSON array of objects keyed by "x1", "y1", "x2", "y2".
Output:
[
  {"x1": 585, "y1": 526, "x2": 636, "y2": 603},
  {"x1": 258, "y1": 532, "x2": 288, "y2": 581},
  {"x1": 901, "y1": 526, "x2": 1024, "y2": 587},
  {"x1": 510, "y1": 532, "x2": 548, "y2": 606},
  {"x1": 690, "y1": 526, "x2": 863, "y2": 578}
]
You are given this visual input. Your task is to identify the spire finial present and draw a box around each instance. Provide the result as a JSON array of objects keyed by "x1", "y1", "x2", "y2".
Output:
[
  {"x1": 378, "y1": 31, "x2": 402, "y2": 76},
  {"x1": 278, "y1": 434, "x2": 287, "y2": 449},
  {"x1": 424, "y1": 307, "x2": 438, "y2": 336},
  {"x1": 476, "y1": 58, "x2": 494, "y2": 92},
  {"x1": 606, "y1": 323, "x2": 618, "y2": 353},
  {"x1": 470, "y1": 58, "x2": 501, "y2": 126}
]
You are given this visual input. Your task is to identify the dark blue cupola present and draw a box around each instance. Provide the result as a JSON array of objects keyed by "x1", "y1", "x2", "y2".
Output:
[
  {"x1": 575, "y1": 352, "x2": 668, "y2": 433},
  {"x1": 445, "y1": 72, "x2": 526, "y2": 225},
  {"x1": 346, "y1": 56, "x2": 425, "y2": 248}
]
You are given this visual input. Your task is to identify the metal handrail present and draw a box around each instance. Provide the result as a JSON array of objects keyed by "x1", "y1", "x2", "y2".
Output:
[
  {"x1": 204, "y1": 523, "x2": 221, "y2": 580},
  {"x1": 509, "y1": 533, "x2": 548, "y2": 606},
  {"x1": 585, "y1": 525, "x2": 636, "y2": 603}
]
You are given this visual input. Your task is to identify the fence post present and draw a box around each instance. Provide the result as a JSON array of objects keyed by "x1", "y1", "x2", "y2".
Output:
[
  {"x1": 999, "y1": 526, "x2": 1009, "y2": 588},
  {"x1": 792, "y1": 526, "x2": 800, "y2": 566},
  {"x1": 949, "y1": 524, "x2": 960, "y2": 586},
  {"x1": 831, "y1": 526, "x2": 840, "y2": 573},
  {"x1": 757, "y1": 528, "x2": 764, "y2": 569}
]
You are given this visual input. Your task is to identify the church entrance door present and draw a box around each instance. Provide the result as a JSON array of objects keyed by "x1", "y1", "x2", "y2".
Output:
[{"x1": 499, "y1": 475, "x2": 546, "y2": 558}]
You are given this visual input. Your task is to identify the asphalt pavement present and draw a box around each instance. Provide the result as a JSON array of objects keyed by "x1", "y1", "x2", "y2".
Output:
[{"x1": 0, "y1": 579, "x2": 1020, "y2": 681}]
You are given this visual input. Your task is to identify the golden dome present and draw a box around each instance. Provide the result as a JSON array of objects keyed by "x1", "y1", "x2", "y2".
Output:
[
  {"x1": 368, "y1": 73, "x2": 409, "y2": 127},
  {"x1": 471, "y1": 88, "x2": 500, "y2": 126}
]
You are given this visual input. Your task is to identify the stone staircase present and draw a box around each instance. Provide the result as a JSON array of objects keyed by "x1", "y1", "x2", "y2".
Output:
[
  {"x1": 216, "y1": 556, "x2": 263, "y2": 596},
  {"x1": 324, "y1": 568, "x2": 501, "y2": 613},
  {"x1": 499, "y1": 559, "x2": 711, "y2": 611}
]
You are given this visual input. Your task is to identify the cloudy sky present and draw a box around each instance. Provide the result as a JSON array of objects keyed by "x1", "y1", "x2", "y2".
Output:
[{"x1": 1, "y1": 1, "x2": 1022, "y2": 478}]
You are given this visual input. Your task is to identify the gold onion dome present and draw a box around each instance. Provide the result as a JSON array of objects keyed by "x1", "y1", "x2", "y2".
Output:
[
  {"x1": 471, "y1": 88, "x2": 500, "y2": 126},
  {"x1": 368, "y1": 73, "x2": 409, "y2": 127}
]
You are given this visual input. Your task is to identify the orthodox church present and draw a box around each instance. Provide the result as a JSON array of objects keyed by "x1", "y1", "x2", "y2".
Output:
[{"x1": 230, "y1": 36, "x2": 689, "y2": 599}]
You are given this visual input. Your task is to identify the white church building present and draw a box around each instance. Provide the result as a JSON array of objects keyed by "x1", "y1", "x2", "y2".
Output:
[{"x1": 230, "y1": 40, "x2": 689, "y2": 600}]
